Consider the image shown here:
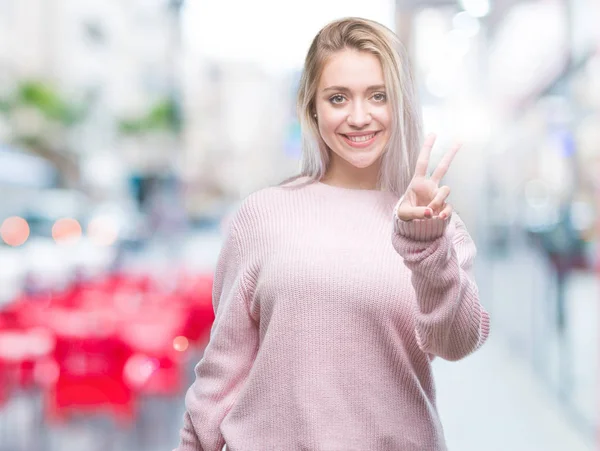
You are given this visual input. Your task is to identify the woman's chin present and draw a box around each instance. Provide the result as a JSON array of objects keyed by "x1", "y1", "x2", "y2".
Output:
[
  {"x1": 342, "y1": 151, "x2": 384, "y2": 169},
  {"x1": 346, "y1": 159, "x2": 381, "y2": 170}
]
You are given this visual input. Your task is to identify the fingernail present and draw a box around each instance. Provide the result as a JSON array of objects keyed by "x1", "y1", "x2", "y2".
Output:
[
  {"x1": 425, "y1": 209, "x2": 432, "y2": 217},
  {"x1": 440, "y1": 213, "x2": 446, "y2": 219}
]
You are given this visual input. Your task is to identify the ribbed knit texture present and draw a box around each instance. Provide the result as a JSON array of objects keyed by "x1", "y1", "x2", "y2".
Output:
[{"x1": 176, "y1": 178, "x2": 490, "y2": 451}]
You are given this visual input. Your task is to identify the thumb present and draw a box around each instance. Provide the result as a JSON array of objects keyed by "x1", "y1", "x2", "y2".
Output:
[{"x1": 396, "y1": 205, "x2": 433, "y2": 221}]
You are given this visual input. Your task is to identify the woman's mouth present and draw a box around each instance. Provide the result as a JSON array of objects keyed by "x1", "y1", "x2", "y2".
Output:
[{"x1": 340, "y1": 132, "x2": 380, "y2": 148}]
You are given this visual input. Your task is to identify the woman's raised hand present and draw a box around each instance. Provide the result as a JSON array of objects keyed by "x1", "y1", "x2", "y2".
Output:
[{"x1": 396, "y1": 133, "x2": 461, "y2": 221}]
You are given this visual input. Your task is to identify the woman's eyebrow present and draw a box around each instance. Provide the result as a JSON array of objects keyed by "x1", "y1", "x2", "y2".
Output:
[{"x1": 322, "y1": 84, "x2": 386, "y2": 93}]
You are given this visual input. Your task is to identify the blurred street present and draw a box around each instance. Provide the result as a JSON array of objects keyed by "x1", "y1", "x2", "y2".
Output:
[{"x1": 436, "y1": 331, "x2": 593, "y2": 451}]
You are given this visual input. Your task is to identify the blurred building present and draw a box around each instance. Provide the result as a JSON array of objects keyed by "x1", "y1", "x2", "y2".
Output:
[
  {"x1": 181, "y1": 58, "x2": 298, "y2": 213},
  {"x1": 0, "y1": 0, "x2": 183, "y2": 196},
  {"x1": 395, "y1": 0, "x2": 600, "y2": 438}
]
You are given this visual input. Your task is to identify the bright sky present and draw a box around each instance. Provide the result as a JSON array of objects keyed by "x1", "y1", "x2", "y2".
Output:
[{"x1": 182, "y1": 0, "x2": 396, "y2": 72}]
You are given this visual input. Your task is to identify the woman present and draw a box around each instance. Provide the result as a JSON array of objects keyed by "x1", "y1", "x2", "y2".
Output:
[{"x1": 175, "y1": 17, "x2": 490, "y2": 451}]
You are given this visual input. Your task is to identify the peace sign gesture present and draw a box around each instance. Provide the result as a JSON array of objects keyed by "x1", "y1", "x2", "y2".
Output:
[{"x1": 396, "y1": 134, "x2": 461, "y2": 222}]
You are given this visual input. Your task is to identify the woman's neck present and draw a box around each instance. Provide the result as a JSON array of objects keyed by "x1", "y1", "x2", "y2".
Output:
[{"x1": 321, "y1": 156, "x2": 381, "y2": 190}]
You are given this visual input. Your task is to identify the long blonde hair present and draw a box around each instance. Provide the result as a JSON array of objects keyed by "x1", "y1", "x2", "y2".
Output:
[{"x1": 294, "y1": 17, "x2": 422, "y2": 195}]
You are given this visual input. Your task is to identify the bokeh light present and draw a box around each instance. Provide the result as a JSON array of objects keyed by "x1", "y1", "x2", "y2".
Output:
[
  {"x1": 33, "y1": 358, "x2": 60, "y2": 387},
  {"x1": 87, "y1": 215, "x2": 119, "y2": 246},
  {"x1": 52, "y1": 218, "x2": 82, "y2": 244},
  {"x1": 124, "y1": 354, "x2": 160, "y2": 387},
  {"x1": 173, "y1": 336, "x2": 189, "y2": 352},
  {"x1": 0, "y1": 216, "x2": 30, "y2": 246}
]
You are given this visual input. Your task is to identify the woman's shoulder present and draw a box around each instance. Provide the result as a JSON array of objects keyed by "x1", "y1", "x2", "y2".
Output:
[
  {"x1": 246, "y1": 175, "x2": 315, "y2": 206},
  {"x1": 225, "y1": 175, "x2": 314, "y2": 231}
]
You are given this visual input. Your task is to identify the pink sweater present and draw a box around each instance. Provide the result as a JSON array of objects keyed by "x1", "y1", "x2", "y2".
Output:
[{"x1": 176, "y1": 178, "x2": 490, "y2": 451}]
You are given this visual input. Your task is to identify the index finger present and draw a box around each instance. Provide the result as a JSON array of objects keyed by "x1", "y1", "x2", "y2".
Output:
[
  {"x1": 430, "y1": 141, "x2": 461, "y2": 184},
  {"x1": 414, "y1": 133, "x2": 436, "y2": 177}
]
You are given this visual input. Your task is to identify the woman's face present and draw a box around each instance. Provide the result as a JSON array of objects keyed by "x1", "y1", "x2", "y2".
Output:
[{"x1": 315, "y1": 49, "x2": 391, "y2": 171}]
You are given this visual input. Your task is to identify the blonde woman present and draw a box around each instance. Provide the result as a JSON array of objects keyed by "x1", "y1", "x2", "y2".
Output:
[{"x1": 175, "y1": 17, "x2": 490, "y2": 451}]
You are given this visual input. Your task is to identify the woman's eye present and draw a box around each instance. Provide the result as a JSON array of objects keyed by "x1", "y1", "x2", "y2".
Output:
[
  {"x1": 373, "y1": 92, "x2": 387, "y2": 102},
  {"x1": 329, "y1": 95, "x2": 345, "y2": 104}
]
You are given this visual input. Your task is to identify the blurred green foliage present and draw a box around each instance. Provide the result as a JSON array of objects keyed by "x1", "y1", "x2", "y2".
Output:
[
  {"x1": 118, "y1": 97, "x2": 181, "y2": 135},
  {"x1": 0, "y1": 80, "x2": 87, "y2": 125},
  {"x1": 0, "y1": 80, "x2": 89, "y2": 185},
  {"x1": 0, "y1": 98, "x2": 10, "y2": 114}
]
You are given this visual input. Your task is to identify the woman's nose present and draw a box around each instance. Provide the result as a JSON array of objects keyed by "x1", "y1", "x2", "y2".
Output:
[{"x1": 346, "y1": 103, "x2": 372, "y2": 127}]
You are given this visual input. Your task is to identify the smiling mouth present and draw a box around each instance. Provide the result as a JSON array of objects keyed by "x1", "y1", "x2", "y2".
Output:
[
  {"x1": 340, "y1": 131, "x2": 380, "y2": 147},
  {"x1": 343, "y1": 133, "x2": 377, "y2": 142}
]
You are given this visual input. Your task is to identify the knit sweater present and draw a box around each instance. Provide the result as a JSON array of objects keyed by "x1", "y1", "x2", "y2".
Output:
[{"x1": 176, "y1": 177, "x2": 490, "y2": 451}]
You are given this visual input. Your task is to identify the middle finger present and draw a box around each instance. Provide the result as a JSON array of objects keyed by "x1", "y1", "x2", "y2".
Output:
[
  {"x1": 414, "y1": 133, "x2": 437, "y2": 178},
  {"x1": 430, "y1": 142, "x2": 461, "y2": 184}
]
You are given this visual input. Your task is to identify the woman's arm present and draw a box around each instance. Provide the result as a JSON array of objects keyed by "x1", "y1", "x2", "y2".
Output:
[
  {"x1": 391, "y1": 208, "x2": 490, "y2": 361},
  {"x1": 175, "y1": 219, "x2": 259, "y2": 451}
]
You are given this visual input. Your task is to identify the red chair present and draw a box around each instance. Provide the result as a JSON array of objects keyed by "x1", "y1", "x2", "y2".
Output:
[
  {"x1": 0, "y1": 360, "x2": 8, "y2": 406},
  {"x1": 43, "y1": 308, "x2": 135, "y2": 424},
  {"x1": 179, "y1": 274, "x2": 215, "y2": 346},
  {"x1": 123, "y1": 352, "x2": 185, "y2": 396},
  {"x1": 0, "y1": 304, "x2": 55, "y2": 390},
  {"x1": 0, "y1": 318, "x2": 11, "y2": 406},
  {"x1": 119, "y1": 303, "x2": 188, "y2": 396}
]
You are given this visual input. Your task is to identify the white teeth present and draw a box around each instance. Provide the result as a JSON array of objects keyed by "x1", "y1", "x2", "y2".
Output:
[{"x1": 347, "y1": 133, "x2": 376, "y2": 143}]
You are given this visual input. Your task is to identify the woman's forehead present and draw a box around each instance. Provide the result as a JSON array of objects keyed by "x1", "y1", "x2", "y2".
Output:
[{"x1": 318, "y1": 50, "x2": 384, "y2": 91}]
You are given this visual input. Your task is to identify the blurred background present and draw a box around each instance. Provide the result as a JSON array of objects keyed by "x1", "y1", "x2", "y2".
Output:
[{"x1": 0, "y1": 0, "x2": 598, "y2": 450}]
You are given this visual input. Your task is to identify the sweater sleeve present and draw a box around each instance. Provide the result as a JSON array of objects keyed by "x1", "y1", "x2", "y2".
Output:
[
  {"x1": 175, "y1": 218, "x2": 259, "y2": 451},
  {"x1": 391, "y1": 201, "x2": 490, "y2": 361}
]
